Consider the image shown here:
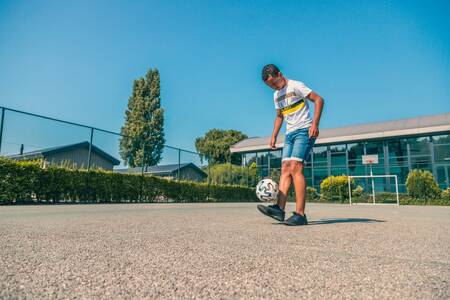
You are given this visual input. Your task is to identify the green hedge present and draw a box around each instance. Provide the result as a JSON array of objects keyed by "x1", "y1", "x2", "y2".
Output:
[{"x1": 0, "y1": 158, "x2": 257, "y2": 204}]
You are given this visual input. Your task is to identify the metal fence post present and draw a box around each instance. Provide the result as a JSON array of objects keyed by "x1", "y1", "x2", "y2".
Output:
[
  {"x1": 0, "y1": 107, "x2": 5, "y2": 154},
  {"x1": 430, "y1": 137, "x2": 437, "y2": 180},
  {"x1": 207, "y1": 157, "x2": 211, "y2": 185},
  {"x1": 87, "y1": 127, "x2": 94, "y2": 170},
  {"x1": 141, "y1": 142, "x2": 146, "y2": 176},
  {"x1": 247, "y1": 165, "x2": 250, "y2": 187},
  {"x1": 207, "y1": 156, "x2": 211, "y2": 200},
  {"x1": 178, "y1": 148, "x2": 181, "y2": 181},
  {"x1": 348, "y1": 176, "x2": 352, "y2": 205},
  {"x1": 229, "y1": 160, "x2": 232, "y2": 184},
  {"x1": 140, "y1": 143, "x2": 146, "y2": 202}
]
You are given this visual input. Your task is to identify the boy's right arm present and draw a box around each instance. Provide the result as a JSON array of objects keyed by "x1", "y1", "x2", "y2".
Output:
[{"x1": 270, "y1": 109, "x2": 283, "y2": 149}]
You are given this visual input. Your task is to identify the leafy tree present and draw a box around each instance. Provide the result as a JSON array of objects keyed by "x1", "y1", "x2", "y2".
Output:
[
  {"x1": 120, "y1": 68, "x2": 165, "y2": 167},
  {"x1": 195, "y1": 129, "x2": 247, "y2": 165},
  {"x1": 208, "y1": 163, "x2": 257, "y2": 186}
]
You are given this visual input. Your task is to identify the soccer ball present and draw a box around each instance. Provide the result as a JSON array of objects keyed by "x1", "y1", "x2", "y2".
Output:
[{"x1": 256, "y1": 178, "x2": 279, "y2": 202}]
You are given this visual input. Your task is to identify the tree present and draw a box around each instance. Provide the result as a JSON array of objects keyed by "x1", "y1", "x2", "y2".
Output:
[
  {"x1": 195, "y1": 129, "x2": 247, "y2": 165},
  {"x1": 208, "y1": 162, "x2": 257, "y2": 186},
  {"x1": 120, "y1": 68, "x2": 165, "y2": 167}
]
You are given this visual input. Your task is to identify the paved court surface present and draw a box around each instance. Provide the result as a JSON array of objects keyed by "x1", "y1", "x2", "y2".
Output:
[{"x1": 0, "y1": 203, "x2": 449, "y2": 299}]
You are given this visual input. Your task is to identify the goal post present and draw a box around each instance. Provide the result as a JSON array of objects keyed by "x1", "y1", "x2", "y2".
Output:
[
  {"x1": 348, "y1": 174, "x2": 399, "y2": 205},
  {"x1": 347, "y1": 154, "x2": 399, "y2": 205}
]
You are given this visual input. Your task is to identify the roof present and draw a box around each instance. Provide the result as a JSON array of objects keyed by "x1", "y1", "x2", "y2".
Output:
[
  {"x1": 8, "y1": 141, "x2": 121, "y2": 165},
  {"x1": 230, "y1": 112, "x2": 450, "y2": 153},
  {"x1": 116, "y1": 162, "x2": 208, "y2": 177}
]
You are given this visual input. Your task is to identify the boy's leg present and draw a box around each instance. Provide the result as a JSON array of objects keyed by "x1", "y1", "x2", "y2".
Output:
[
  {"x1": 290, "y1": 161, "x2": 306, "y2": 215},
  {"x1": 277, "y1": 160, "x2": 292, "y2": 210},
  {"x1": 281, "y1": 128, "x2": 315, "y2": 225},
  {"x1": 257, "y1": 132, "x2": 295, "y2": 222},
  {"x1": 256, "y1": 160, "x2": 292, "y2": 221}
]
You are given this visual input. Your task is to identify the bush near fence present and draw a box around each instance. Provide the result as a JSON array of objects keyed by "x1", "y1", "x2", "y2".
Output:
[{"x1": 0, "y1": 158, "x2": 257, "y2": 204}]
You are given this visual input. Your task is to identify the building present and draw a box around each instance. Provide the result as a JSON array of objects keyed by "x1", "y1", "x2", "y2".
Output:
[
  {"x1": 8, "y1": 141, "x2": 121, "y2": 170},
  {"x1": 116, "y1": 163, "x2": 207, "y2": 182},
  {"x1": 230, "y1": 113, "x2": 450, "y2": 192}
]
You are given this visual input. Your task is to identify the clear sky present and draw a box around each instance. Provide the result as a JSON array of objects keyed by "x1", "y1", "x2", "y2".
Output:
[{"x1": 0, "y1": 0, "x2": 449, "y2": 156}]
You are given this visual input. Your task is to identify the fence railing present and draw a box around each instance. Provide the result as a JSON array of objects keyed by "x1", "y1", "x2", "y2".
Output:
[{"x1": 0, "y1": 106, "x2": 208, "y2": 183}]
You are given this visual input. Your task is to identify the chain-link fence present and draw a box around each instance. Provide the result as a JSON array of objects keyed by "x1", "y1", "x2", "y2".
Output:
[{"x1": 0, "y1": 106, "x2": 208, "y2": 183}]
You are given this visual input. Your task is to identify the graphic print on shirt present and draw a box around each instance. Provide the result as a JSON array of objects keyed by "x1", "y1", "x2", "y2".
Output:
[{"x1": 276, "y1": 92, "x2": 305, "y2": 116}]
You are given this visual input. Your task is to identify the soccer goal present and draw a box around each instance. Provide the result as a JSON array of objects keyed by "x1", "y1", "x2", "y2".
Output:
[{"x1": 347, "y1": 155, "x2": 400, "y2": 205}]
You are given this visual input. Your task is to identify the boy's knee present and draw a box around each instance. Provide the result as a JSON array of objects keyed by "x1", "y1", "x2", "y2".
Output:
[
  {"x1": 290, "y1": 161, "x2": 304, "y2": 173},
  {"x1": 281, "y1": 161, "x2": 291, "y2": 175}
]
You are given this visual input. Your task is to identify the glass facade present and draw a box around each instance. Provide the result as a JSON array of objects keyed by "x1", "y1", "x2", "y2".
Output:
[{"x1": 240, "y1": 133, "x2": 450, "y2": 192}]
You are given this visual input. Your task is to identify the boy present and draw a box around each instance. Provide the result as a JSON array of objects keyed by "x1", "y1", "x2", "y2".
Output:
[{"x1": 257, "y1": 64, "x2": 324, "y2": 225}]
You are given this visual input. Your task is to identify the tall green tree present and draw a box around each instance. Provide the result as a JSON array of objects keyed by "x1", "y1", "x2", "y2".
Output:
[
  {"x1": 195, "y1": 129, "x2": 247, "y2": 165},
  {"x1": 120, "y1": 68, "x2": 165, "y2": 167}
]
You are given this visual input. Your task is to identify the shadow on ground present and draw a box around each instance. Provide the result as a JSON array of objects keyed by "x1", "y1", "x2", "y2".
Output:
[
  {"x1": 308, "y1": 218, "x2": 386, "y2": 225},
  {"x1": 272, "y1": 218, "x2": 386, "y2": 225}
]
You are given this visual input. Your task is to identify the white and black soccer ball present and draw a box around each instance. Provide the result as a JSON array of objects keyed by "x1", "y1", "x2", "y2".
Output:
[{"x1": 256, "y1": 178, "x2": 279, "y2": 202}]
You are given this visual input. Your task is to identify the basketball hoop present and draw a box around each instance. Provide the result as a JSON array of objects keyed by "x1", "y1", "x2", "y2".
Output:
[
  {"x1": 362, "y1": 155, "x2": 378, "y2": 165},
  {"x1": 361, "y1": 155, "x2": 379, "y2": 204}
]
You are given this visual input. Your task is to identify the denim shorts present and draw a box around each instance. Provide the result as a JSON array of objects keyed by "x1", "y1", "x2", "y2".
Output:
[{"x1": 282, "y1": 127, "x2": 316, "y2": 163}]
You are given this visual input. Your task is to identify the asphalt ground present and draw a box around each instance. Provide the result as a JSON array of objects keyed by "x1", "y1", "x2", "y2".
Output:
[{"x1": 0, "y1": 203, "x2": 449, "y2": 299}]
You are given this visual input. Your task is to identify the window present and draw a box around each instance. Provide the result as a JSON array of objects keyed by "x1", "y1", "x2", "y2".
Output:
[
  {"x1": 411, "y1": 156, "x2": 432, "y2": 171},
  {"x1": 256, "y1": 151, "x2": 269, "y2": 168},
  {"x1": 347, "y1": 143, "x2": 364, "y2": 160},
  {"x1": 387, "y1": 138, "x2": 409, "y2": 170},
  {"x1": 347, "y1": 143, "x2": 364, "y2": 173},
  {"x1": 365, "y1": 141, "x2": 384, "y2": 155},
  {"x1": 432, "y1": 134, "x2": 450, "y2": 145},
  {"x1": 330, "y1": 144, "x2": 347, "y2": 172},
  {"x1": 434, "y1": 144, "x2": 450, "y2": 163},
  {"x1": 432, "y1": 135, "x2": 450, "y2": 163},
  {"x1": 269, "y1": 150, "x2": 282, "y2": 170},
  {"x1": 303, "y1": 166, "x2": 312, "y2": 180},
  {"x1": 330, "y1": 144, "x2": 346, "y2": 153},
  {"x1": 408, "y1": 137, "x2": 431, "y2": 171},
  {"x1": 408, "y1": 137, "x2": 430, "y2": 156},
  {"x1": 313, "y1": 166, "x2": 328, "y2": 189},
  {"x1": 312, "y1": 146, "x2": 328, "y2": 166},
  {"x1": 330, "y1": 144, "x2": 347, "y2": 170},
  {"x1": 387, "y1": 139, "x2": 408, "y2": 158},
  {"x1": 243, "y1": 152, "x2": 256, "y2": 166}
]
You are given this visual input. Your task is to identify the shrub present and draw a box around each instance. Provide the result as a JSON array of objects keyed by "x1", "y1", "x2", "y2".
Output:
[
  {"x1": 320, "y1": 175, "x2": 355, "y2": 202},
  {"x1": 352, "y1": 185, "x2": 364, "y2": 197},
  {"x1": 405, "y1": 169, "x2": 441, "y2": 199},
  {"x1": 306, "y1": 186, "x2": 319, "y2": 200},
  {"x1": 0, "y1": 157, "x2": 258, "y2": 204},
  {"x1": 441, "y1": 188, "x2": 450, "y2": 202}
]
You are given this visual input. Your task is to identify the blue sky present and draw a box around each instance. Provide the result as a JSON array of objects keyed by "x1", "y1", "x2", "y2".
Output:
[{"x1": 0, "y1": 0, "x2": 449, "y2": 159}]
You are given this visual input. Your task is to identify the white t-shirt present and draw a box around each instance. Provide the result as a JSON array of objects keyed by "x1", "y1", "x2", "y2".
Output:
[{"x1": 274, "y1": 79, "x2": 313, "y2": 134}]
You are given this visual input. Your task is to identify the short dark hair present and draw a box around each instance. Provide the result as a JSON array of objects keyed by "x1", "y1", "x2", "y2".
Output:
[{"x1": 261, "y1": 64, "x2": 280, "y2": 81}]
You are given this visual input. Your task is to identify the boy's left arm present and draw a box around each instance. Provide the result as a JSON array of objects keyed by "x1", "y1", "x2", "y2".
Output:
[{"x1": 307, "y1": 91, "x2": 324, "y2": 138}]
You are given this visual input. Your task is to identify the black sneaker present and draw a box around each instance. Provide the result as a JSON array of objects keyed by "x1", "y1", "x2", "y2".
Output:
[
  {"x1": 257, "y1": 204, "x2": 285, "y2": 222},
  {"x1": 283, "y1": 212, "x2": 308, "y2": 226}
]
